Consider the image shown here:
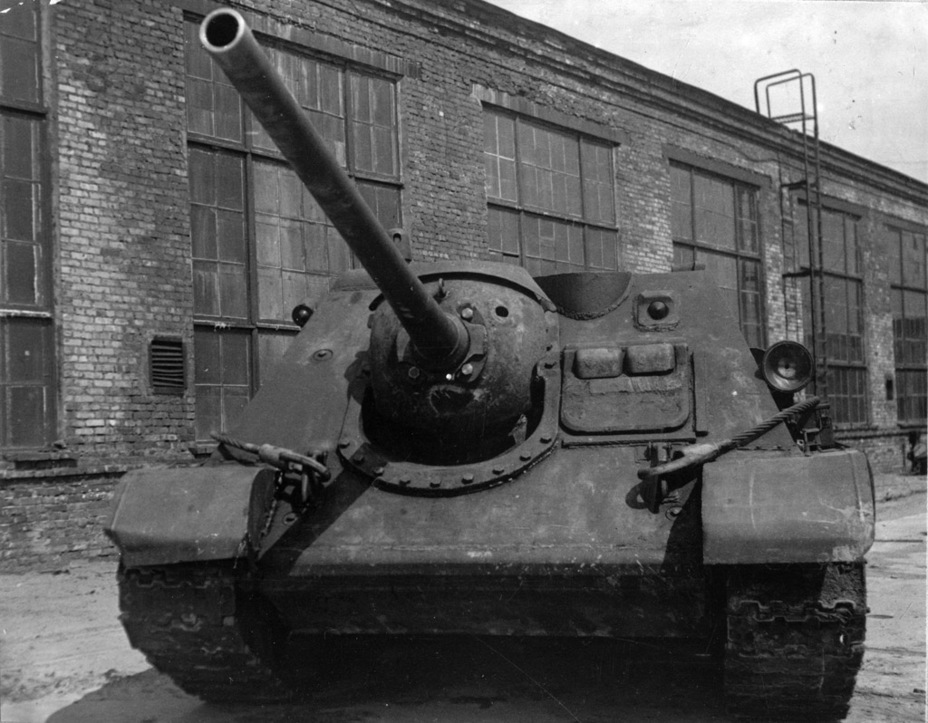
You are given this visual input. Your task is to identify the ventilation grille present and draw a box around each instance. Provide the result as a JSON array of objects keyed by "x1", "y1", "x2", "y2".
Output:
[{"x1": 150, "y1": 337, "x2": 185, "y2": 395}]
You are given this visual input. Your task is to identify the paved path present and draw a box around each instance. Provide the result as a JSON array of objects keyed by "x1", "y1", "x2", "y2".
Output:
[{"x1": 1, "y1": 496, "x2": 924, "y2": 723}]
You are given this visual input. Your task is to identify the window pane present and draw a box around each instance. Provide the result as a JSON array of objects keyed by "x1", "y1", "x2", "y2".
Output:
[
  {"x1": 5, "y1": 241, "x2": 37, "y2": 305},
  {"x1": 1, "y1": 317, "x2": 55, "y2": 448},
  {"x1": 830, "y1": 366, "x2": 867, "y2": 425},
  {"x1": 350, "y1": 73, "x2": 398, "y2": 178},
  {"x1": 693, "y1": 173, "x2": 735, "y2": 250},
  {"x1": 188, "y1": 147, "x2": 216, "y2": 205},
  {"x1": 252, "y1": 52, "x2": 347, "y2": 157},
  {"x1": 217, "y1": 209, "x2": 246, "y2": 265},
  {"x1": 797, "y1": 203, "x2": 868, "y2": 426},
  {"x1": 483, "y1": 110, "x2": 616, "y2": 274},
  {"x1": 518, "y1": 122, "x2": 582, "y2": 218},
  {"x1": 522, "y1": 215, "x2": 584, "y2": 274},
  {"x1": 189, "y1": 205, "x2": 216, "y2": 261},
  {"x1": 824, "y1": 276, "x2": 849, "y2": 362},
  {"x1": 194, "y1": 386, "x2": 221, "y2": 441},
  {"x1": 1, "y1": 31, "x2": 40, "y2": 105},
  {"x1": 740, "y1": 259, "x2": 764, "y2": 347},
  {"x1": 886, "y1": 226, "x2": 903, "y2": 285},
  {"x1": 586, "y1": 227, "x2": 619, "y2": 271},
  {"x1": 190, "y1": 149, "x2": 246, "y2": 318},
  {"x1": 357, "y1": 182, "x2": 402, "y2": 230},
  {"x1": 845, "y1": 217, "x2": 860, "y2": 276},
  {"x1": 821, "y1": 209, "x2": 846, "y2": 273},
  {"x1": 888, "y1": 225, "x2": 926, "y2": 425},
  {"x1": 2, "y1": 178, "x2": 36, "y2": 241},
  {"x1": 254, "y1": 159, "x2": 357, "y2": 321},
  {"x1": 824, "y1": 276, "x2": 849, "y2": 335},
  {"x1": 581, "y1": 140, "x2": 615, "y2": 225},
  {"x1": 3, "y1": 0, "x2": 37, "y2": 40},
  {"x1": 484, "y1": 112, "x2": 518, "y2": 203},
  {"x1": 891, "y1": 287, "x2": 905, "y2": 361},
  {"x1": 898, "y1": 369, "x2": 927, "y2": 424},
  {"x1": 194, "y1": 328, "x2": 252, "y2": 439},
  {"x1": 555, "y1": 222, "x2": 583, "y2": 269},
  {"x1": 673, "y1": 243, "x2": 695, "y2": 269},
  {"x1": 488, "y1": 206, "x2": 520, "y2": 260},
  {"x1": 2, "y1": 113, "x2": 44, "y2": 308},
  {"x1": 699, "y1": 250, "x2": 738, "y2": 319},
  {"x1": 847, "y1": 281, "x2": 863, "y2": 362},
  {"x1": 670, "y1": 165, "x2": 693, "y2": 241},
  {"x1": 902, "y1": 231, "x2": 927, "y2": 289},
  {"x1": 219, "y1": 264, "x2": 248, "y2": 319},
  {"x1": 184, "y1": 19, "x2": 242, "y2": 142},
  {"x1": 2, "y1": 114, "x2": 37, "y2": 178},
  {"x1": 795, "y1": 203, "x2": 811, "y2": 269},
  {"x1": 736, "y1": 187, "x2": 758, "y2": 253},
  {"x1": 903, "y1": 289, "x2": 927, "y2": 364},
  {"x1": 194, "y1": 328, "x2": 221, "y2": 385}
]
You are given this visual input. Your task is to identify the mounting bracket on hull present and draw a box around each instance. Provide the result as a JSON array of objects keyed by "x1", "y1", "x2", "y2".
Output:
[{"x1": 212, "y1": 432, "x2": 332, "y2": 512}]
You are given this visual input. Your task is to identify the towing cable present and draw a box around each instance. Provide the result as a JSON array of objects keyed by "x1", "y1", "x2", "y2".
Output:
[{"x1": 637, "y1": 396, "x2": 821, "y2": 512}]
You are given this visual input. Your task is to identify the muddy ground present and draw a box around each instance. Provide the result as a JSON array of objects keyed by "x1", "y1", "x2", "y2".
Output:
[{"x1": 1, "y1": 491, "x2": 925, "y2": 723}]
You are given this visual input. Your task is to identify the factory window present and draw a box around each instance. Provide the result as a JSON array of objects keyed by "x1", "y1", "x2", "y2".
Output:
[
  {"x1": 484, "y1": 109, "x2": 619, "y2": 275},
  {"x1": 670, "y1": 163, "x2": 765, "y2": 348},
  {"x1": 796, "y1": 203, "x2": 867, "y2": 425},
  {"x1": 184, "y1": 18, "x2": 402, "y2": 440},
  {"x1": 886, "y1": 224, "x2": 927, "y2": 426},
  {"x1": 0, "y1": 0, "x2": 55, "y2": 450}
]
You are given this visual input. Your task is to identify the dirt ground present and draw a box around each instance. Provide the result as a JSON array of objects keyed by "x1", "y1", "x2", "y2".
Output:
[{"x1": 1, "y1": 490, "x2": 925, "y2": 723}]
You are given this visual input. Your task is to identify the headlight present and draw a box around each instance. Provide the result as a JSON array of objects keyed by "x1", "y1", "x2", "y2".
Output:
[{"x1": 761, "y1": 340, "x2": 813, "y2": 392}]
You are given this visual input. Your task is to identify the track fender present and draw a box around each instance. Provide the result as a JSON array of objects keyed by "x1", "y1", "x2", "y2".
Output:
[
  {"x1": 105, "y1": 465, "x2": 273, "y2": 567},
  {"x1": 702, "y1": 448, "x2": 875, "y2": 564}
]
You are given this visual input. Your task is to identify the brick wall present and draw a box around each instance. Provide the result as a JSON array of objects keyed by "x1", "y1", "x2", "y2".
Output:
[
  {"x1": 55, "y1": 0, "x2": 192, "y2": 464},
  {"x1": 0, "y1": 476, "x2": 118, "y2": 570}
]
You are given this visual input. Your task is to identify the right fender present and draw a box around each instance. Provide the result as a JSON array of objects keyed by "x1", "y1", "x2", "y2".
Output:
[{"x1": 702, "y1": 448, "x2": 875, "y2": 565}]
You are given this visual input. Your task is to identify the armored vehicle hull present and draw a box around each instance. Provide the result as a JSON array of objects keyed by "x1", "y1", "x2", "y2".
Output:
[{"x1": 106, "y1": 9, "x2": 874, "y2": 720}]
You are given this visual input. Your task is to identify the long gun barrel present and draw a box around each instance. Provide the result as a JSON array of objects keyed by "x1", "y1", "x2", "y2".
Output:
[{"x1": 200, "y1": 8, "x2": 467, "y2": 367}]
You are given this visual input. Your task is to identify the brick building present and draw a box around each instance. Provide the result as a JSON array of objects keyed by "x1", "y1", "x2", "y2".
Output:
[{"x1": 1, "y1": 0, "x2": 925, "y2": 567}]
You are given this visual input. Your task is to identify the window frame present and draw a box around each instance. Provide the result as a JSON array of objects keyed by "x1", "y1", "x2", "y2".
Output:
[
  {"x1": 669, "y1": 161, "x2": 767, "y2": 348},
  {"x1": 184, "y1": 17, "x2": 404, "y2": 440},
  {"x1": 0, "y1": 0, "x2": 56, "y2": 451},
  {"x1": 483, "y1": 107, "x2": 620, "y2": 275},
  {"x1": 886, "y1": 222, "x2": 927, "y2": 427},
  {"x1": 795, "y1": 200, "x2": 869, "y2": 427}
]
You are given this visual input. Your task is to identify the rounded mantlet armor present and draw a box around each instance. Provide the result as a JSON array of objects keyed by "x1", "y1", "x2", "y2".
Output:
[{"x1": 367, "y1": 274, "x2": 551, "y2": 461}]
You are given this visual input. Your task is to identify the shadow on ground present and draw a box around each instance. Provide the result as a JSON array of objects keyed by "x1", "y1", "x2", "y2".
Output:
[{"x1": 47, "y1": 638, "x2": 730, "y2": 723}]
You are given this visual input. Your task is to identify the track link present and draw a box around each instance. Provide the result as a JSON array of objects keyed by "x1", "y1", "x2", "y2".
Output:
[
  {"x1": 724, "y1": 562, "x2": 866, "y2": 721},
  {"x1": 118, "y1": 562, "x2": 292, "y2": 703}
]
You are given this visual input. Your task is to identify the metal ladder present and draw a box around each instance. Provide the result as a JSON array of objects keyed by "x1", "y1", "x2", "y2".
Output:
[{"x1": 754, "y1": 70, "x2": 827, "y2": 399}]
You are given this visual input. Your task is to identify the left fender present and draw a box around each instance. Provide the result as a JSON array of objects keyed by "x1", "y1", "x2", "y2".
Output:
[
  {"x1": 702, "y1": 448, "x2": 875, "y2": 564},
  {"x1": 105, "y1": 464, "x2": 274, "y2": 568}
]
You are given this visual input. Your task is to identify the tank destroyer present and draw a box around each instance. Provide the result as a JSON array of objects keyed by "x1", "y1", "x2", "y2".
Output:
[{"x1": 106, "y1": 8, "x2": 875, "y2": 719}]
